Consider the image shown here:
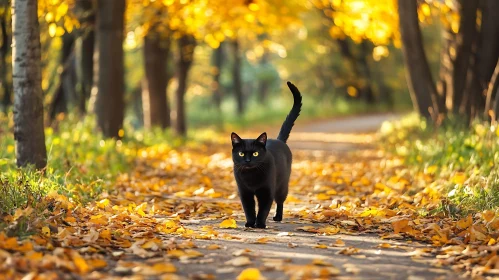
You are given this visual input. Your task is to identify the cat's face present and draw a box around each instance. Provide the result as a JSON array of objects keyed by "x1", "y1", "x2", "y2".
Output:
[{"x1": 231, "y1": 132, "x2": 267, "y2": 170}]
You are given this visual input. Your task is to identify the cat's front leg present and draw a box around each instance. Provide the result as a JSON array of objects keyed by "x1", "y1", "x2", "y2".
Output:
[
  {"x1": 255, "y1": 188, "x2": 273, "y2": 228},
  {"x1": 239, "y1": 189, "x2": 256, "y2": 227}
]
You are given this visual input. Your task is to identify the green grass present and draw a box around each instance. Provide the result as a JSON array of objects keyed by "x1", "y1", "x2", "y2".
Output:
[
  {"x1": 187, "y1": 94, "x2": 396, "y2": 131},
  {"x1": 379, "y1": 114, "x2": 499, "y2": 216}
]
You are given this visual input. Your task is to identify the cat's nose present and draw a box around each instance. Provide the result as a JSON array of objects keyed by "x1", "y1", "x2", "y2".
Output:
[{"x1": 245, "y1": 158, "x2": 250, "y2": 162}]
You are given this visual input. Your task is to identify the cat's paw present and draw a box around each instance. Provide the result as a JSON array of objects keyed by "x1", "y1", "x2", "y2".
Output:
[
  {"x1": 245, "y1": 222, "x2": 256, "y2": 228},
  {"x1": 273, "y1": 216, "x2": 282, "y2": 222},
  {"x1": 255, "y1": 222, "x2": 266, "y2": 229}
]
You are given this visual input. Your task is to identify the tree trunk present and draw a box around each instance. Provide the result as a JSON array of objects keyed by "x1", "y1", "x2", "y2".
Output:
[
  {"x1": 49, "y1": 33, "x2": 75, "y2": 121},
  {"x1": 89, "y1": 0, "x2": 125, "y2": 138},
  {"x1": 211, "y1": 43, "x2": 224, "y2": 110},
  {"x1": 335, "y1": 38, "x2": 374, "y2": 102},
  {"x1": 142, "y1": 32, "x2": 170, "y2": 129},
  {"x1": 445, "y1": 0, "x2": 479, "y2": 114},
  {"x1": 397, "y1": 0, "x2": 440, "y2": 119},
  {"x1": 75, "y1": 0, "x2": 95, "y2": 113},
  {"x1": 477, "y1": 0, "x2": 499, "y2": 90},
  {"x1": 358, "y1": 41, "x2": 376, "y2": 104},
  {"x1": 232, "y1": 38, "x2": 244, "y2": 114},
  {"x1": 11, "y1": 0, "x2": 47, "y2": 168},
  {"x1": 175, "y1": 35, "x2": 195, "y2": 136},
  {"x1": 487, "y1": 60, "x2": 499, "y2": 119},
  {"x1": 0, "y1": 12, "x2": 11, "y2": 112}
]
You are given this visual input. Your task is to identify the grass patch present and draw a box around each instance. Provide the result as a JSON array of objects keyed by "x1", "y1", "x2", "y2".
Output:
[
  {"x1": 0, "y1": 112, "x2": 219, "y2": 235},
  {"x1": 379, "y1": 114, "x2": 499, "y2": 216},
  {"x1": 187, "y1": 94, "x2": 396, "y2": 131}
]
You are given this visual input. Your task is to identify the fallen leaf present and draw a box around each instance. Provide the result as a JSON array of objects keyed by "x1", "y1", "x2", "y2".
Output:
[
  {"x1": 237, "y1": 268, "x2": 264, "y2": 280},
  {"x1": 220, "y1": 218, "x2": 237, "y2": 229}
]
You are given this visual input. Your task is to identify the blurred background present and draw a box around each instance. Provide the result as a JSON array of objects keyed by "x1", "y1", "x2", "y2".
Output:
[{"x1": 0, "y1": 0, "x2": 451, "y2": 136}]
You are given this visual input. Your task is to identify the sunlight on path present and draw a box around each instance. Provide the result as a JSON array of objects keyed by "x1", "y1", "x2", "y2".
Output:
[{"x1": 0, "y1": 134, "x2": 465, "y2": 279}]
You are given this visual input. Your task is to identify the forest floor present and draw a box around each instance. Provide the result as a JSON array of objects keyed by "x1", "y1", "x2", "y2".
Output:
[{"x1": 1, "y1": 114, "x2": 495, "y2": 279}]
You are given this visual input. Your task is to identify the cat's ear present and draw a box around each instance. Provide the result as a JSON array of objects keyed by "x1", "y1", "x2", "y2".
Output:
[
  {"x1": 255, "y1": 132, "x2": 267, "y2": 146},
  {"x1": 231, "y1": 132, "x2": 242, "y2": 146}
]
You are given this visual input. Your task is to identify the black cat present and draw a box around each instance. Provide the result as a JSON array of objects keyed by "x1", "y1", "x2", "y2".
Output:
[{"x1": 231, "y1": 81, "x2": 302, "y2": 228}]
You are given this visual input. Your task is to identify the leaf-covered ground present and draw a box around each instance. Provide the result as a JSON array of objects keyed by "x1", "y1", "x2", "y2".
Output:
[{"x1": 1, "y1": 128, "x2": 499, "y2": 279}]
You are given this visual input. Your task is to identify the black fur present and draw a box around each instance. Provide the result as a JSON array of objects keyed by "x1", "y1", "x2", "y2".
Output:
[{"x1": 231, "y1": 81, "x2": 302, "y2": 228}]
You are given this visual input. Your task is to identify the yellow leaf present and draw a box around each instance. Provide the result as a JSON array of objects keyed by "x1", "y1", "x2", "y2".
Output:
[
  {"x1": 87, "y1": 259, "x2": 107, "y2": 269},
  {"x1": 99, "y1": 229, "x2": 112, "y2": 241},
  {"x1": 71, "y1": 251, "x2": 90, "y2": 274},
  {"x1": 48, "y1": 23, "x2": 57, "y2": 37},
  {"x1": 378, "y1": 243, "x2": 392, "y2": 248},
  {"x1": 206, "y1": 244, "x2": 221, "y2": 250},
  {"x1": 254, "y1": 237, "x2": 273, "y2": 244},
  {"x1": 457, "y1": 215, "x2": 472, "y2": 229},
  {"x1": 316, "y1": 193, "x2": 330, "y2": 200},
  {"x1": 220, "y1": 218, "x2": 237, "y2": 229},
  {"x1": 314, "y1": 244, "x2": 328, "y2": 249},
  {"x1": 451, "y1": 173, "x2": 466, "y2": 185},
  {"x1": 488, "y1": 238, "x2": 496, "y2": 246},
  {"x1": 237, "y1": 268, "x2": 263, "y2": 280},
  {"x1": 318, "y1": 226, "x2": 340, "y2": 235},
  {"x1": 42, "y1": 226, "x2": 51, "y2": 237},
  {"x1": 333, "y1": 239, "x2": 345, "y2": 247},
  {"x1": 312, "y1": 259, "x2": 332, "y2": 266},
  {"x1": 151, "y1": 262, "x2": 176, "y2": 273},
  {"x1": 96, "y1": 198, "x2": 110, "y2": 208}
]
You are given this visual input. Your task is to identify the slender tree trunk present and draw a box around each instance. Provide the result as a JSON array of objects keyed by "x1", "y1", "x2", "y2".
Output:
[
  {"x1": 446, "y1": 0, "x2": 479, "y2": 114},
  {"x1": 232, "y1": 38, "x2": 244, "y2": 114},
  {"x1": 175, "y1": 35, "x2": 195, "y2": 136},
  {"x1": 211, "y1": 43, "x2": 224, "y2": 110},
  {"x1": 75, "y1": 0, "x2": 95, "y2": 113},
  {"x1": 481, "y1": 0, "x2": 499, "y2": 117},
  {"x1": 11, "y1": 0, "x2": 47, "y2": 168},
  {"x1": 335, "y1": 38, "x2": 374, "y2": 102},
  {"x1": 89, "y1": 0, "x2": 125, "y2": 138},
  {"x1": 0, "y1": 13, "x2": 11, "y2": 112},
  {"x1": 397, "y1": 0, "x2": 440, "y2": 119},
  {"x1": 358, "y1": 41, "x2": 375, "y2": 104},
  {"x1": 142, "y1": 32, "x2": 170, "y2": 129},
  {"x1": 477, "y1": 0, "x2": 499, "y2": 91},
  {"x1": 49, "y1": 33, "x2": 75, "y2": 121},
  {"x1": 487, "y1": 60, "x2": 499, "y2": 119}
]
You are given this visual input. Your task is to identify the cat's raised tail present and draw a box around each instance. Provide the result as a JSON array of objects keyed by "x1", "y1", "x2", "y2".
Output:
[{"x1": 277, "y1": 81, "x2": 303, "y2": 143}]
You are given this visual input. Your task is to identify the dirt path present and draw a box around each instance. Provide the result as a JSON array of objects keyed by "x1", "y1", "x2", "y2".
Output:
[{"x1": 1, "y1": 114, "x2": 464, "y2": 279}]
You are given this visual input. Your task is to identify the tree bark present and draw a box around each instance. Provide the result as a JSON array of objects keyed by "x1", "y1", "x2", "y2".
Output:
[
  {"x1": 75, "y1": 0, "x2": 95, "y2": 113},
  {"x1": 142, "y1": 32, "x2": 170, "y2": 129},
  {"x1": 89, "y1": 0, "x2": 125, "y2": 138},
  {"x1": 49, "y1": 33, "x2": 75, "y2": 121},
  {"x1": 358, "y1": 41, "x2": 376, "y2": 104},
  {"x1": 175, "y1": 35, "x2": 195, "y2": 136},
  {"x1": 397, "y1": 0, "x2": 440, "y2": 119},
  {"x1": 335, "y1": 38, "x2": 374, "y2": 102},
  {"x1": 446, "y1": 0, "x2": 479, "y2": 114},
  {"x1": 211, "y1": 43, "x2": 224, "y2": 110},
  {"x1": 0, "y1": 12, "x2": 11, "y2": 112},
  {"x1": 477, "y1": 0, "x2": 499, "y2": 90},
  {"x1": 232, "y1": 38, "x2": 244, "y2": 114},
  {"x1": 487, "y1": 59, "x2": 499, "y2": 119},
  {"x1": 11, "y1": 0, "x2": 47, "y2": 168}
]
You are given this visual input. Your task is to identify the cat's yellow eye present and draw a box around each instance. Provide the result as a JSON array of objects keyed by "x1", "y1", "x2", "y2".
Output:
[
  {"x1": 253, "y1": 152, "x2": 259, "y2": 157},
  {"x1": 238, "y1": 152, "x2": 244, "y2": 157}
]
